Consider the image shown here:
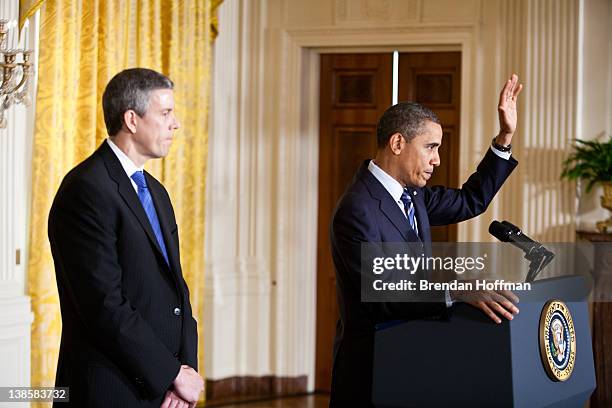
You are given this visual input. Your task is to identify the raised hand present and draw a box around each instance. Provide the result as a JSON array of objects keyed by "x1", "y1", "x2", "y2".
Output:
[
  {"x1": 496, "y1": 73, "x2": 523, "y2": 146},
  {"x1": 172, "y1": 365, "x2": 204, "y2": 404}
]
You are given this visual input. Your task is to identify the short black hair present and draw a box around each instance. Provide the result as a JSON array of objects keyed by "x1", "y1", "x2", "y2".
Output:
[
  {"x1": 102, "y1": 68, "x2": 174, "y2": 136},
  {"x1": 376, "y1": 102, "x2": 440, "y2": 148}
]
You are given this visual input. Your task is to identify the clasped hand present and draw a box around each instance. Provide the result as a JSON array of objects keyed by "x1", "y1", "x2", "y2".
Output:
[{"x1": 161, "y1": 365, "x2": 204, "y2": 408}]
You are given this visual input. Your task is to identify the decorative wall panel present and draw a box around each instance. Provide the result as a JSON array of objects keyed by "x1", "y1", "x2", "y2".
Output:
[
  {"x1": 335, "y1": 0, "x2": 419, "y2": 25},
  {"x1": 500, "y1": 0, "x2": 579, "y2": 242},
  {"x1": 335, "y1": 72, "x2": 376, "y2": 105}
]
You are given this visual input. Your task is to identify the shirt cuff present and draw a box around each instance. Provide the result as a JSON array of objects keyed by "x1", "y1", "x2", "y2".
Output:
[{"x1": 490, "y1": 145, "x2": 511, "y2": 160}]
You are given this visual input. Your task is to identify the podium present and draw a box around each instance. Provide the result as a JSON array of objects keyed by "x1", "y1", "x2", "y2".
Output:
[{"x1": 372, "y1": 276, "x2": 596, "y2": 407}]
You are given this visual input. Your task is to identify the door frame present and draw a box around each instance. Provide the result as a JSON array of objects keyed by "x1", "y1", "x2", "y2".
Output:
[{"x1": 268, "y1": 30, "x2": 477, "y2": 392}]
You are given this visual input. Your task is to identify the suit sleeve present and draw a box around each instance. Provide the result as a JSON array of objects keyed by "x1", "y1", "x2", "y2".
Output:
[
  {"x1": 179, "y1": 274, "x2": 198, "y2": 370},
  {"x1": 424, "y1": 149, "x2": 518, "y2": 226},
  {"x1": 48, "y1": 178, "x2": 180, "y2": 398},
  {"x1": 331, "y1": 194, "x2": 448, "y2": 324}
]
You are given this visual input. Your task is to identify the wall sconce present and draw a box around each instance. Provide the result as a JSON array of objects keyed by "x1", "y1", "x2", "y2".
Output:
[{"x1": 0, "y1": 19, "x2": 33, "y2": 129}]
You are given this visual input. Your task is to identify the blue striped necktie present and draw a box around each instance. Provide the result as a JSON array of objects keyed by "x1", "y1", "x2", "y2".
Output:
[
  {"x1": 131, "y1": 171, "x2": 169, "y2": 265},
  {"x1": 400, "y1": 188, "x2": 418, "y2": 236}
]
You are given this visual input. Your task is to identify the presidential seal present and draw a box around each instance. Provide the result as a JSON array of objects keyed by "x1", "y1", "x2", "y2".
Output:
[{"x1": 539, "y1": 300, "x2": 576, "y2": 381}]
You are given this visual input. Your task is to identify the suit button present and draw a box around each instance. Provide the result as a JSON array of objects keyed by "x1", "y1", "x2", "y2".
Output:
[{"x1": 173, "y1": 307, "x2": 181, "y2": 316}]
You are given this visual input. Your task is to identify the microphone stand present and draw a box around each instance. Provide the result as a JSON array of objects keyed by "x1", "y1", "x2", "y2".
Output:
[{"x1": 524, "y1": 249, "x2": 555, "y2": 282}]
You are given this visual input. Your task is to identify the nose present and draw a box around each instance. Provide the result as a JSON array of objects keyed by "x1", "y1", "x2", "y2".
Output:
[
  {"x1": 431, "y1": 150, "x2": 440, "y2": 167},
  {"x1": 172, "y1": 114, "x2": 180, "y2": 130}
]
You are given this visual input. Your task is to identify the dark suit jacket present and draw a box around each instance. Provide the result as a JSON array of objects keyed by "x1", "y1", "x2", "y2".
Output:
[
  {"x1": 329, "y1": 149, "x2": 518, "y2": 406},
  {"x1": 48, "y1": 141, "x2": 198, "y2": 407}
]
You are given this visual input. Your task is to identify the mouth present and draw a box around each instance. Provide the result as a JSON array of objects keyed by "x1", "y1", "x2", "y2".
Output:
[{"x1": 424, "y1": 170, "x2": 434, "y2": 179}]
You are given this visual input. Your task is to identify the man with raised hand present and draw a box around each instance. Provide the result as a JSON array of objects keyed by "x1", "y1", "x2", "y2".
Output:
[{"x1": 330, "y1": 75, "x2": 523, "y2": 406}]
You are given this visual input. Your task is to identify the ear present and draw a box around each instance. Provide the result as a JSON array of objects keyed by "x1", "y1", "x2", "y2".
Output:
[
  {"x1": 388, "y1": 133, "x2": 404, "y2": 155},
  {"x1": 123, "y1": 110, "x2": 138, "y2": 134}
]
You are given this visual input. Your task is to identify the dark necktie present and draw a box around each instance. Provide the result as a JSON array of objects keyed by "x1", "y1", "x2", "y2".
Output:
[
  {"x1": 131, "y1": 171, "x2": 169, "y2": 265},
  {"x1": 400, "y1": 188, "x2": 418, "y2": 235}
]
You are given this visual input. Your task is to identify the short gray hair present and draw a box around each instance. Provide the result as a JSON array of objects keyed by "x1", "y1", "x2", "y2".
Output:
[{"x1": 102, "y1": 68, "x2": 174, "y2": 136}]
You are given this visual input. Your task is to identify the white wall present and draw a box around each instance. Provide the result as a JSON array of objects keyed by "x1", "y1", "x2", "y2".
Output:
[
  {"x1": 206, "y1": 0, "x2": 610, "y2": 392},
  {"x1": 576, "y1": 0, "x2": 612, "y2": 231},
  {"x1": 0, "y1": 0, "x2": 36, "y2": 396},
  {"x1": 205, "y1": 0, "x2": 275, "y2": 379}
]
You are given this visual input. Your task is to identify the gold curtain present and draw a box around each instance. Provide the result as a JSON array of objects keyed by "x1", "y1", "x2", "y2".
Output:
[{"x1": 28, "y1": 0, "x2": 221, "y2": 401}]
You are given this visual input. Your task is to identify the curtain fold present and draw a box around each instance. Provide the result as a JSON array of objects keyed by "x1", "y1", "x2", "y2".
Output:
[
  {"x1": 28, "y1": 0, "x2": 218, "y2": 402},
  {"x1": 19, "y1": 0, "x2": 45, "y2": 29}
]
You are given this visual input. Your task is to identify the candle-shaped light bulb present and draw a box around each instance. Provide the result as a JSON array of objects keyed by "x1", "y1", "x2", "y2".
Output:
[
  {"x1": 8, "y1": 20, "x2": 15, "y2": 49},
  {"x1": 19, "y1": 20, "x2": 28, "y2": 50}
]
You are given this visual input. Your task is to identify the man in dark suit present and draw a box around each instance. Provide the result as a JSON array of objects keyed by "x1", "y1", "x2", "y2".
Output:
[
  {"x1": 48, "y1": 68, "x2": 204, "y2": 408},
  {"x1": 329, "y1": 75, "x2": 524, "y2": 406}
]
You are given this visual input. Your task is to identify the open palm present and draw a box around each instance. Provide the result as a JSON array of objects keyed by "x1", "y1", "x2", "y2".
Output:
[{"x1": 498, "y1": 74, "x2": 523, "y2": 136}]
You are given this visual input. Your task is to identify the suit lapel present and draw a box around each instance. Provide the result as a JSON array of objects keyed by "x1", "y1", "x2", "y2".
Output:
[
  {"x1": 357, "y1": 162, "x2": 420, "y2": 242},
  {"x1": 411, "y1": 189, "x2": 432, "y2": 255},
  {"x1": 378, "y1": 198, "x2": 418, "y2": 242},
  {"x1": 146, "y1": 173, "x2": 181, "y2": 277},
  {"x1": 98, "y1": 142, "x2": 168, "y2": 266}
]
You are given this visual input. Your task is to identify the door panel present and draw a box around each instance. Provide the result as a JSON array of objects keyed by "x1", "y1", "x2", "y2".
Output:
[
  {"x1": 332, "y1": 127, "x2": 378, "y2": 199},
  {"x1": 316, "y1": 53, "x2": 392, "y2": 392},
  {"x1": 398, "y1": 52, "x2": 461, "y2": 242}
]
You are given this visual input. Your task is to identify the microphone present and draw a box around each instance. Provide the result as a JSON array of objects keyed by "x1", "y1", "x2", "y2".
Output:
[
  {"x1": 489, "y1": 220, "x2": 555, "y2": 281},
  {"x1": 488, "y1": 220, "x2": 552, "y2": 259}
]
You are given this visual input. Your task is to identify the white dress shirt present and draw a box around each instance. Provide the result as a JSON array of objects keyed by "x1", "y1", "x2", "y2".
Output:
[{"x1": 106, "y1": 138, "x2": 143, "y2": 193}]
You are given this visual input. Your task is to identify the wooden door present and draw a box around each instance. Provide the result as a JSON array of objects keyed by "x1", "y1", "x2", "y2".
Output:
[
  {"x1": 315, "y1": 52, "x2": 461, "y2": 392},
  {"x1": 398, "y1": 52, "x2": 461, "y2": 242},
  {"x1": 315, "y1": 53, "x2": 392, "y2": 392}
]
